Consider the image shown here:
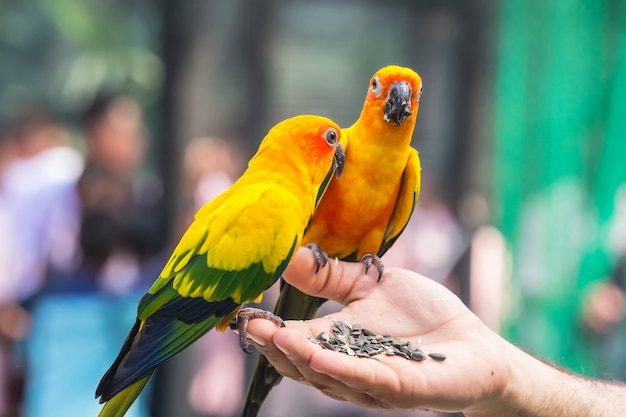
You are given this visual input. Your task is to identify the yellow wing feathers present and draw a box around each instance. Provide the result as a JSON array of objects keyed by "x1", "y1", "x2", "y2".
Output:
[{"x1": 153, "y1": 184, "x2": 305, "y2": 303}]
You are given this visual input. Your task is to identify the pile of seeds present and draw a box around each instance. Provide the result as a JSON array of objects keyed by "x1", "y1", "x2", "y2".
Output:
[{"x1": 310, "y1": 319, "x2": 446, "y2": 362}]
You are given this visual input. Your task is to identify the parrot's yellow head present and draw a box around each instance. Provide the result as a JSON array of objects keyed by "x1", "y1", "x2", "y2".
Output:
[
  {"x1": 365, "y1": 65, "x2": 423, "y2": 127},
  {"x1": 258, "y1": 115, "x2": 345, "y2": 181}
]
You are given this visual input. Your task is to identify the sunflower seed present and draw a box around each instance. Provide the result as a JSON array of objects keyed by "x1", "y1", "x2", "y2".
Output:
[
  {"x1": 428, "y1": 352, "x2": 447, "y2": 361},
  {"x1": 362, "y1": 328, "x2": 376, "y2": 337},
  {"x1": 411, "y1": 350, "x2": 427, "y2": 361},
  {"x1": 309, "y1": 320, "x2": 447, "y2": 363}
]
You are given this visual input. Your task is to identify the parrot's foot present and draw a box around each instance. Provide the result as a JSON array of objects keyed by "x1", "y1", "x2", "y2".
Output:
[
  {"x1": 360, "y1": 253, "x2": 384, "y2": 282},
  {"x1": 306, "y1": 243, "x2": 329, "y2": 273},
  {"x1": 230, "y1": 307, "x2": 285, "y2": 353}
]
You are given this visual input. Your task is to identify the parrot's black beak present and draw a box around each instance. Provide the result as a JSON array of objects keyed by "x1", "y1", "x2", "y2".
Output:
[
  {"x1": 383, "y1": 81, "x2": 413, "y2": 126},
  {"x1": 333, "y1": 143, "x2": 345, "y2": 179}
]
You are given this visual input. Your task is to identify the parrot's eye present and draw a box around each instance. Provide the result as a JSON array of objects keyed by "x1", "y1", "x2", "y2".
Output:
[
  {"x1": 417, "y1": 83, "x2": 423, "y2": 99},
  {"x1": 371, "y1": 76, "x2": 383, "y2": 97},
  {"x1": 323, "y1": 128, "x2": 338, "y2": 146}
]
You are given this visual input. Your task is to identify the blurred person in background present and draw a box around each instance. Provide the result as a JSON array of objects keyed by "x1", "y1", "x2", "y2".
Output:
[
  {"x1": 0, "y1": 106, "x2": 83, "y2": 303},
  {"x1": 581, "y1": 255, "x2": 626, "y2": 380},
  {"x1": 19, "y1": 94, "x2": 165, "y2": 417},
  {"x1": 0, "y1": 106, "x2": 83, "y2": 416},
  {"x1": 580, "y1": 185, "x2": 626, "y2": 381},
  {"x1": 76, "y1": 94, "x2": 164, "y2": 295}
]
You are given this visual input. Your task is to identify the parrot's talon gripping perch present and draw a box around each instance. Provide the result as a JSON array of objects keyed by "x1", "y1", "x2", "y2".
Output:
[
  {"x1": 305, "y1": 243, "x2": 329, "y2": 273},
  {"x1": 360, "y1": 253, "x2": 384, "y2": 281},
  {"x1": 232, "y1": 307, "x2": 285, "y2": 353}
]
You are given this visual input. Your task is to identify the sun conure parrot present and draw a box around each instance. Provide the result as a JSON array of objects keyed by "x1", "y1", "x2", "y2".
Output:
[
  {"x1": 95, "y1": 114, "x2": 345, "y2": 417},
  {"x1": 242, "y1": 65, "x2": 423, "y2": 417}
]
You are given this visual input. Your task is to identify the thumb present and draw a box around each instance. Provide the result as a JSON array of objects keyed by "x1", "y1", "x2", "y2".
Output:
[{"x1": 282, "y1": 247, "x2": 379, "y2": 305}]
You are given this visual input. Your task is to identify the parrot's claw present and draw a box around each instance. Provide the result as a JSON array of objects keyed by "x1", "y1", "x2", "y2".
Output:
[
  {"x1": 230, "y1": 307, "x2": 286, "y2": 353},
  {"x1": 305, "y1": 243, "x2": 329, "y2": 273},
  {"x1": 360, "y1": 253, "x2": 384, "y2": 282}
]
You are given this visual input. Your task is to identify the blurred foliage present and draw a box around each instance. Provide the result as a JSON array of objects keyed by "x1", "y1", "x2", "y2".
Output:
[{"x1": 0, "y1": 0, "x2": 162, "y2": 126}]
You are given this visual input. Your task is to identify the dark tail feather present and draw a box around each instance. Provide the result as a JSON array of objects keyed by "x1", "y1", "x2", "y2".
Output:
[
  {"x1": 96, "y1": 319, "x2": 142, "y2": 401},
  {"x1": 241, "y1": 281, "x2": 326, "y2": 417},
  {"x1": 241, "y1": 354, "x2": 283, "y2": 417},
  {"x1": 241, "y1": 401, "x2": 261, "y2": 417}
]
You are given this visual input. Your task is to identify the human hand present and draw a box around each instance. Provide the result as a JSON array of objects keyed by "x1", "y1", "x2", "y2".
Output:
[{"x1": 246, "y1": 247, "x2": 510, "y2": 414}]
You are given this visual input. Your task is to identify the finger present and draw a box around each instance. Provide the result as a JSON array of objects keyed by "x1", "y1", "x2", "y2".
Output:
[
  {"x1": 246, "y1": 319, "x2": 305, "y2": 382},
  {"x1": 308, "y1": 345, "x2": 402, "y2": 396},
  {"x1": 283, "y1": 247, "x2": 379, "y2": 305},
  {"x1": 271, "y1": 327, "x2": 392, "y2": 408},
  {"x1": 246, "y1": 316, "x2": 284, "y2": 347},
  {"x1": 318, "y1": 383, "x2": 383, "y2": 409},
  {"x1": 273, "y1": 319, "x2": 412, "y2": 407},
  {"x1": 309, "y1": 342, "x2": 460, "y2": 410}
]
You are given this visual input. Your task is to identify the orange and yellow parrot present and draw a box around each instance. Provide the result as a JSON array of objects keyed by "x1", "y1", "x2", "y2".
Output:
[
  {"x1": 95, "y1": 115, "x2": 345, "y2": 417},
  {"x1": 242, "y1": 65, "x2": 422, "y2": 417}
]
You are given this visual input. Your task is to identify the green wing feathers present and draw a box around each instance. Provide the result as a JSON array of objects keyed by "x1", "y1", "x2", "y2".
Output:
[{"x1": 96, "y1": 184, "x2": 303, "y2": 411}]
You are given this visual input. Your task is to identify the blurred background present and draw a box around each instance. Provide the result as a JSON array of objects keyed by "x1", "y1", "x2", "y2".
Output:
[{"x1": 0, "y1": 0, "x2": 625, "y2": 416}]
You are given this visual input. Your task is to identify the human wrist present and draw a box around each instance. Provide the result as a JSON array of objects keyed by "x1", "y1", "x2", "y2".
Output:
[
  {"x1": 463, "y1": 338, "x2": 626, "y2": 417},
  {"x1": 462, "y1": 337, "x2": 561, "y2": 417}
]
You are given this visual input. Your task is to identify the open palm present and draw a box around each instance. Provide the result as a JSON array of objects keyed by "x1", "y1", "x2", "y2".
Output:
[{"x1": 246, "y1": 248, "x2": 509, "y2": 414}]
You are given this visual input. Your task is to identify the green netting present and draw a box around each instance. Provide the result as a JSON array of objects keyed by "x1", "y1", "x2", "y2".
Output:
[{"x1": 493, "y1": 0, "x2": 626, "y2": 376}]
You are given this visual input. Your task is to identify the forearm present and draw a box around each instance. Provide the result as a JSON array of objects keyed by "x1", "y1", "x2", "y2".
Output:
[{"x1": 464, "y1": 341, "x2": 626, "y2": 417}]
